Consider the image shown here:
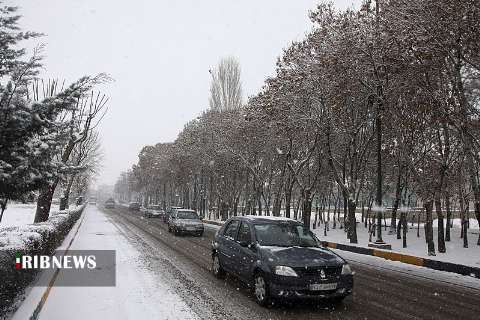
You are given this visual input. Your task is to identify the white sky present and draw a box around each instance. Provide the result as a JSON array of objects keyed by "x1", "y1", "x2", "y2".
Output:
[{"x1": 13, "y1": 0, "x2": 360, "y2": 185}]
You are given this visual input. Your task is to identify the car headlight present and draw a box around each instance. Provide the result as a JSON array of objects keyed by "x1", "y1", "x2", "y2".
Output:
[
  {"x1": 275, "y1": 266, "x2": 298, "y2": 277},
  {"x1": 341, "y1": 264, "x2": 352, "y2": 275}
]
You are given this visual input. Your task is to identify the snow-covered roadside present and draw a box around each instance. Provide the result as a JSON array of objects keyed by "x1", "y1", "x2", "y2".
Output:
[
  {"x1": 13, "y1": 205, "x2": 198, "y2": 320},
  {"x1": 311, "y1": 220, "x2": 480, "y2": 268},
  {"x1": 334, "y1": 249, "x2": 480, "y2": 290},
  {"x1": 0, "y1": 202, "x2": 62, "y2": 227}
]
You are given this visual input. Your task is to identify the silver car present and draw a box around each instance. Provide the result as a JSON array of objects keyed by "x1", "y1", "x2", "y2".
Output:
[{"x1": 168, "y1": 209, "x2": 204, "y2": 237}]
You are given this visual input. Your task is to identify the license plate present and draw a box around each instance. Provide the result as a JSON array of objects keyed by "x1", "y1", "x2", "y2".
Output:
[
  {"x1": 309, "y1": 283, "x2": 337, "y2": 291},
  {"x1": 186, "y1": 227, "x2": 195, "y2": 231}
]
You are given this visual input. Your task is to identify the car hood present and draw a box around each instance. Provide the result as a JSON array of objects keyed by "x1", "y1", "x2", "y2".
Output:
[
  {"x1": 175, "y1": 219, "x2": 203, "y2": 226},
  {"x1": 260, "y1": 246, "x2": 344, "y2": 267}
]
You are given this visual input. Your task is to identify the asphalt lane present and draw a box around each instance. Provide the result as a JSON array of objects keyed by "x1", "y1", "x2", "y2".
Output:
[{"x1": 103, "y1": 206, "x2": 480, "y2": 320}]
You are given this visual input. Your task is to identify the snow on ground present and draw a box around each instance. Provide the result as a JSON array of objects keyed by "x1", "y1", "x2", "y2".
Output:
[
  {"x1": 0, "y1": 203, "x2": 36, "y2": 227},
  {"x1": 14, "y1": 205, "x2": 198, "y2": 320},
  {"x1": 334, "y1": 248, "x2": 480, "y2": 290},
  {"x1": 312, "y1": 218, "x2": 480, "y2": 268},
  {"x1": 203, "y1": 211, "x2": 480, "y2": 268},
  {"x1": 0, "y1": 202, "x2": 62, "y2": 227}
]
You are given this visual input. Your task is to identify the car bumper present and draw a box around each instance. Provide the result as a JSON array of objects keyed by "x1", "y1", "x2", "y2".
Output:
[
  {"x1": 175, "y1": 226, "x2": 204, "y2": 234},
  {"x1": 268, "y1": 274, "x2": 353, "y2": 300}
]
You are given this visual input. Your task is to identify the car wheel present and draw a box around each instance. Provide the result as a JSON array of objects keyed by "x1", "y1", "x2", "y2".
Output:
[
  {"x1": 254, "y1": 273, "x2": 270, "y2": 306},
  {"x1": 212, "y1": 253, "x2": 226, "y2": 279}
]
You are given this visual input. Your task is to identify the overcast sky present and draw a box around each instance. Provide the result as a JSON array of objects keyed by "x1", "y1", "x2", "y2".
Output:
[{"x1": 14, "y1": 0, "x2": 359, "y2": 186}]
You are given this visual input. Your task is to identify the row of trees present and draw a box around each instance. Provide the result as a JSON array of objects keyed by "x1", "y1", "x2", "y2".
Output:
[
  {"x1": 0, "y1": 4, "x2": 108, "y2": 223},
  {"x1": 117, "y1": 0, "x2": 480, "y2": 255}
]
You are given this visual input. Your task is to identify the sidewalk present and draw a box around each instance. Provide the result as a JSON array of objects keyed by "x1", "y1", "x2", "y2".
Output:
[{"x1": 13, "y1": 206, "x2": 197, "y2": 320}]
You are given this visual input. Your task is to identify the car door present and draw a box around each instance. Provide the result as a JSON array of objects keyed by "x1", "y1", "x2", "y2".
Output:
[
  {"x1": 233, "y1": 222, "x2": 257, "y2": 281},
  {"x1": 218, "y1": 219, "x2": 240, "y2": 272}
]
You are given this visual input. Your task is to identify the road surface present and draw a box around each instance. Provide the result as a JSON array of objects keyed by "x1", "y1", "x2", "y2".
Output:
[{"x1": 100, "y1": 205, "x2": 480, "y2": 320}]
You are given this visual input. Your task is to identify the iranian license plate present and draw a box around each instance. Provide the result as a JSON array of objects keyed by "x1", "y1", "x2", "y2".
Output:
[
  {"x1": 186, "y1": 227, "x2": 195, "y2": 231},
  {"x1": 309, "y1": 283, "x2": 337, "y2": 291}
]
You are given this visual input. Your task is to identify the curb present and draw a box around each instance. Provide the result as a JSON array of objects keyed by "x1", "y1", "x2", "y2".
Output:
[
  {"x1": 321, "y1": 241, "x2": 480, "y2": 279},
  {"x1": 201, "y1": 220, "x2": 480, "y2": 279},
  {"x1": 10, "y1": 205, "x2": 87, "y2": 320}
]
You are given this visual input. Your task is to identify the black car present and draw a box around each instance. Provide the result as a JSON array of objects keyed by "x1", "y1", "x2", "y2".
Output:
[{"x1": 211, "y1": 216, "x2": 353, "y2": 306}]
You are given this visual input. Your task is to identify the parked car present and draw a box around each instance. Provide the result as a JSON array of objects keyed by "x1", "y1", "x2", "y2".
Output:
[
  {"x1": 144, "y1": 205, "x2": 164, "y2": 218},
  {"x1": 168, "y1": 209, "x2": 204, "y2": 236},
  {"x1": 128, "y1": 202, "x2": 141, "y2": 211},
  {"x1": 163, "y1": 206, "x2": 183, "y2": 223},
  {"x1": 104, "y1": 198, "x2": 115, "y2": 209},
  {"x1": 211, "y1": 216, "x2": 353, "y2": 306}
]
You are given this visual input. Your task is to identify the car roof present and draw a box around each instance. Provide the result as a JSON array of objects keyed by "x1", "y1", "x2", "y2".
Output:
[
  {"x1": 176, "y1": 209, "x2": 196, "y2": 213},
  {"x1": 233, "y1": 215, "x2": 300, "y2": 224}
]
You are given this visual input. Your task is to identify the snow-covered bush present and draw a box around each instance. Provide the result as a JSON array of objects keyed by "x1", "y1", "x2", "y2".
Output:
[{"x1": 0, "y1": 205, "x2": 85, "y2": 315}]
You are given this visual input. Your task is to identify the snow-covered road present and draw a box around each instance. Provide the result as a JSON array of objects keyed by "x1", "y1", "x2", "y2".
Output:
[
  {"x1": 14, "y1": 206, "x2": 198, "y2": 320},
  {"x1": 13, "y1": 205, "x2": 480, "y2": 320}
]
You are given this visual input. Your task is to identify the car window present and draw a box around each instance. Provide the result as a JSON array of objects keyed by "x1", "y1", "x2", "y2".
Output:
[
  {"x1": 236, "y1": 222, "x2": 252, "y2": 243},
  {"x1": 176, "y1": 211, "x2": 200, "y2": 219},
  {"x1": 223, "y1": 220, "x2": 240, "y2": 239},
  {"x1": 253, "y1": 223, "x2": 318, "y2": 247}
]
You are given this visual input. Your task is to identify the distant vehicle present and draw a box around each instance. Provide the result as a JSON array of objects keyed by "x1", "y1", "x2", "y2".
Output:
[
  {"x1": 163, "y1": 206, "x2": 183, "y2": 223},
  {"x1": 128, "y1": 202, "x2": 141, "y2": 211},
  {"x1": 144, "y1": 205, "x2": 164, "y2": 218},
  {"x1": 104, "y1": 198, "x2": 115, "y2": 209},
  {"x1": 211, "y1": 216, "x2": 353, "y2": 306},
  {"x1": 89, "y1": 197, "x2": 97, "y2": 205},
  {"x1": 168, "y1": 209, "x2": 204, "y2": 236}
]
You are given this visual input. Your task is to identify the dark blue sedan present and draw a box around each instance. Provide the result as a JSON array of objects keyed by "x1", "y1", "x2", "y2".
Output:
[{"x1": 211, "y1": 216, "x2": 353, "y2": 306}]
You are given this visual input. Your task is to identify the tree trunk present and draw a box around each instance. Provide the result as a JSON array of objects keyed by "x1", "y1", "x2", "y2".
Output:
[
  {"x1": 445, "y1": 193, "x2": 452, "y2": 242},
  {"x1": 347, "y1": 198, "x2": 358, "y2": 243},
  {"x1": 402, "y1": 210, "x2": 408, "y2": 248},
  {"x1": 424, "y1": 200, "x2": 436, "y2": 256},
  {"x1": 272, "y1": 191, "x2": 282, "y2": 217},
  {"x1": 0, "y1": 199, "x2": 8, "y2": 223},
  {"x1": 302, "y1": 194, "x2": 312, "y2": 230},
  {"x1": 34, "y1": 183, "x2": 58, "y2": 223},
  {"x1": 390, "y1": 168, "x2": 402, "y2": 234},
  {"x1": 435, "y1": 196, "x2": 446, "y2": 253},
  {"x1": 284, "y1": 181, "x2": 293, "y2": 219}
]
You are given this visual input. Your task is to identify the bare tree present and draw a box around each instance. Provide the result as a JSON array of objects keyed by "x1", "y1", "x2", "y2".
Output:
[{"x1": 209, "y1": 56, "x2": 243, "y2": 111}]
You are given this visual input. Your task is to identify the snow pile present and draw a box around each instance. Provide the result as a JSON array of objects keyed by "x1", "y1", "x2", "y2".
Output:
[
  {"x1": 0, "y1": 205, "x2": 86, "y2": 315},
  {"x1": 0, "y1": 207, "x2": 82, "y2": 251}
]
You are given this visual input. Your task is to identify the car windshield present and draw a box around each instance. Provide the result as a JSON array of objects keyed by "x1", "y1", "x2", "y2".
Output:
[
  {"x1": 177, "y1": 211, "x2": 200, "y2": 220},
  {"x1": 254, "y1": 223, "x2": 319, "y2": 247}
]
